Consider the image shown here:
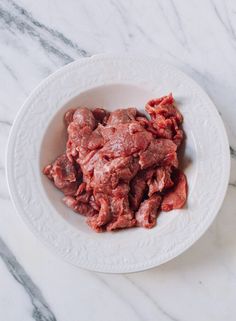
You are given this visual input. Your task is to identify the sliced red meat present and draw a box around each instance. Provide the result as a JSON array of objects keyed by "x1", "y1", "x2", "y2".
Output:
[
  {"x1": 107, "y1": 108, "x2": 137, "y2": 125},
  {"x1": 87, "y1": 128, "x2": 104, "y2": 150},
  {"x1": 147, "y1": 179, "x2": 159, "y2": 198},
  {"x1": 87, "y1": 197, "x2": 111, "y2": 231},
  {"x1": 107, "y1": 196, "x2": 136, "y2": 231},
  {"x1": 43, "y1": 96, "x2": 187, "y2": 233},
  {"x1": 43, "y1": 164, "x2": 53, "y2": 180},
  {"x1": 79, "y1": 150, "x2": 99, "y2": 174},
  {"x1": 43, "y1": 154, "x2": 79, "y2": 196},
  {"x1": 151, "y1": 115, "x2": 173, "y2": 139},
  {"x1": 129, "y1": 175, "x2": 147, "y2": 211},
  {"x1": 161, "y1": 171, "x2": 187, "y2": 211},
  {"x1": 161, "y1": 151, "x2": 178, "y2": 168},
  {"x1": 155, "y1": 166, "x2": 173, "y2": 191},
  {"x1": 112, "y1": 183, "x2": 130, "y2": 198},
  {"x1": 73, "y1": 107, "x2": 96, "y2": 129},
  {"x1": 76, "y1": 191, "x2": 91, "y2": 204},
  {"x1": 136, "y1": 116, "x2": 149, "y2": 128},
  {"x1": 173, "y1": 128, "x2": 184, "y2": 147},
  {"x1": 129, "y1": 168, "x2": 154, "y2": 211},
  {"x1": 92, "y1": 108, "x2": 110, "y2": 124},
  {"x1": 89, "y1": 195, "x2": 100, "y2": 212},
  {"x1": 96, "y1": 197, "x2": 111, "y2": 226},
  {"x1": 139, "y1": 138, "x2": 177, "y2": 169},
  {"x1": 98, "y1": 124, "x2": 116, "y2": 142},
  {"x1": 92, "y1": 156, "x2": 139, "y2": 191},
  {"x1": 75, "y1": 182, "x2": 87, "y2": 196},
  {"x1": 107, "y1": 215, "x2": 136, "y2": 231},
  {"x1": 148, "y1": 167, "x2": 174, "y2": 197},
  {"x1": 146, "y1": 96, "x2": 182, "y2": 123},
  {"x1": 63, "y1": 196, "x2": 97, "y2": 217},
  {"x1": 135, "y1": 195, "x2": 162, "y2": 228},
  {"x1": 136, "y1": 116, "x2": 159, "y2": 135},
  {"x1": 66, "y1": 139, "x2": 78, "y2": 162},
  {"x1": 145, "y1": 94, "x2": 184, "y2": 146},
  {"x1": 67, "y1": 127, "x2": 101, "y2": 164},
  {"x1": 101, "y1": 122, "x2": 152, "y2": 158},
  {"x1": 64, "y1": 109, "x2": 76, "y2": 127},
  {"x1": 67, "y1": 122, "x2": 92, "y2": 159}
]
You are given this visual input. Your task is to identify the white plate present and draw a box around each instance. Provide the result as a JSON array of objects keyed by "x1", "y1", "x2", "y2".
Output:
[{"x1": 6, "y1": 54, "x2": 230, "y2": 273}]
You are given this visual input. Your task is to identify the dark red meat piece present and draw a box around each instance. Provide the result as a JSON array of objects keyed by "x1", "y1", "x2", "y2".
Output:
[{"x1": 92, "y1": 108, "x2": 110, "y2": 124}]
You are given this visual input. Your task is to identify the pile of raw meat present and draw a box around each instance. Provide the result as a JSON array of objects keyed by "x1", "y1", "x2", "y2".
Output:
[{"x1": 43, "y1": 94, "x2": 187, "y2": 232}]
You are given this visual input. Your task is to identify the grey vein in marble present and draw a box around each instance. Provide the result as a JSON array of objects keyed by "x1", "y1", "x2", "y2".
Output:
[
  {"x1": 109, "y1": 0, "x2": 132, "y2": 50},
  {"x1": 95, "y1": 273, "x2": 144, "y2": 321},
  {"x1": 156, "y1": 0, "x2": 189, "y2": 51},
  {"x1": 0, "y1": 167, "x2": 10, "y2": 200},
  {"x1": 168, "y1": 0, "x2": 189, "y2": 50},
  {"x1": 0, "y1": 53, "x2": 29, "y2": 96},
  {"x1": 230, "y1": 146, "x2": 236, "y2": 158},
  {"x1": 124, "y1": 276, "x2": 181, "y2": 321},
  {"x1": 0, "y1": 57, "x2": 19, "y2": 82},
  {"x1": 0, "y1": 119, "x2": 12, "y2": 127},
  {"x1": 0, "y1": 0, "x2": 89, "y2": 64},
  {"x1": 212, "y1": 1, "x2": 236, "y2": 43},
  {"x1": 0, "y1": 237, "x2": 57, "y2": 321}
]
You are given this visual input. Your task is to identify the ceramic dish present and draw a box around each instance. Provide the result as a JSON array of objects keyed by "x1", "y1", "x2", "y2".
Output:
[{"x1": 6, "y1": 54, "x2": 230, "y2": 273}]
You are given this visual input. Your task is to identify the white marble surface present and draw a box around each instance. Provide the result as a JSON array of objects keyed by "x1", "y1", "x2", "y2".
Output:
[{"x1": 0, "y1": 0, "x2": 236, "y2": 320}]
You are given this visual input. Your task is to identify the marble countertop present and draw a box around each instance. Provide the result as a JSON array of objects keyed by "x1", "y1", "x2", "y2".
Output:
[{"x1": 0, "y1": 0, "x2": 236, "y2": 320}]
